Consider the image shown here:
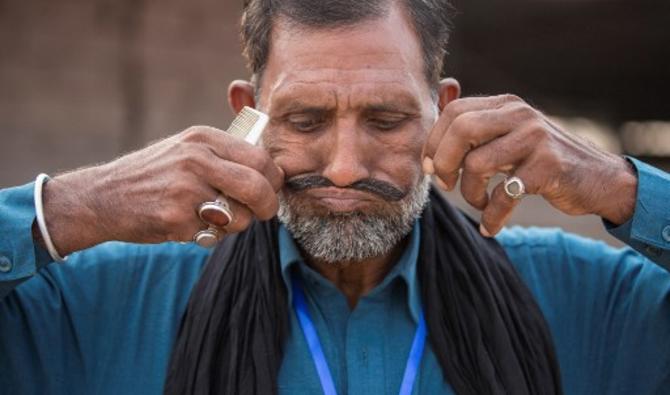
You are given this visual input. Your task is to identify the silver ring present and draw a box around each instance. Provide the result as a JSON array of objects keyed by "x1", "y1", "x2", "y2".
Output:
[
  {"x1": 503, "y1": 176, "x2": 526, "y2": 200},
  {"x1": 193, "y1": 227, "x2": 220, "y2": 248},
  {"x1": 197, "y1": 195, "x2": 234, "y2": 227}
]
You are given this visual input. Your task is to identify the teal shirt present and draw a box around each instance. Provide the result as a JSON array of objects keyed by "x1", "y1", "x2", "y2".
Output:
[
  {"x1": 1, "y1": 158, "x2": 669, "y2": 394},
  {"x1": 276, "y1": 222, "x2": 451, "y2": 394}
]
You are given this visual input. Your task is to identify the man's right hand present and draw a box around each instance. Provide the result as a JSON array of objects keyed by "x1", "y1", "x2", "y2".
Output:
[{"x1": 39, "y1": 126, "x2": 284, "y2": 256}]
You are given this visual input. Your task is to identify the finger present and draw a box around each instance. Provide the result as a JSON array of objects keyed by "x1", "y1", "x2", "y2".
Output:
[
  {"x1": 422, "y1": 94, "x2": 522, "y2": 161},
  {"x1": 433, "y1": 175, "x2": 450, "y2": 190},
  {"x1": 187, "y1": 197, "x2": 254, "y2": 243},
  {"x1": 195, "y1": 152, "x2": 280, "y2": 220},
  {"x1": 180, "y1": 222, "x2": 212, "y2": 244},
  {"x1": 479, "y1": 181, "x2": 522, "y2": 237},
  {"x1": 162, "y1": 210, "x2": 213, "y2": 244},
  {"x1": 429, "y1": 109, "x2": 509, "y2": 187},
  {"x1": 182, "y1": 126, "x2": 285, "y2": 191},
  {"x1": 198, "y1": 195, "x2": 253, "y2": 230},
  {"x1": 432, "y1": 170, "x2": 460, "y2": 191},
  {"x1": 189, "y1": 194, "x2": 254, "y2": 241},
  {"x1": 479, "y1": 165, "x2": 541, "y2": 237},
  {"x1": 214, "y1": 197, "x2": 254, "y2": 234},
  {"x1": 459, "y1": 131, "x2": 536, "y2": 210},
  {"x1": 146, "y1": 181, "x2": 218, "y2": 243},
  {"x1": 430, "y1": 101, "x2": 537, "y2": 186}
]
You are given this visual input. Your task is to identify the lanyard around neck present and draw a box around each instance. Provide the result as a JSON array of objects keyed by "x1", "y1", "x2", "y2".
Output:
[{"x1": 291, "y1": 275, "x2": 427, "y2": 395}]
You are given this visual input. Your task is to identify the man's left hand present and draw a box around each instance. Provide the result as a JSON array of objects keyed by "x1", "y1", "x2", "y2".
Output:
[{"x1": 422, "y1": 94, "x2": 638, "y2": 236}]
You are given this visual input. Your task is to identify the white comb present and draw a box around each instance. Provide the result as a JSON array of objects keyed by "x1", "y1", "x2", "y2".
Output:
[{"x1": 226, "y1": 106, "x2": 269, "y2": 145}]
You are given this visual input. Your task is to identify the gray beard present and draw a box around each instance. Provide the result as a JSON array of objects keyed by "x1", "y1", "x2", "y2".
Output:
[{"x1": 277, "y1": 176, "x2": 431, "y2": 264}]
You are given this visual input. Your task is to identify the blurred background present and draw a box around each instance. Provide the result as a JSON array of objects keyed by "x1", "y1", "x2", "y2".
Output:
[{"x1": 1, "y1": 0, "x2": 669, "y2": 245}]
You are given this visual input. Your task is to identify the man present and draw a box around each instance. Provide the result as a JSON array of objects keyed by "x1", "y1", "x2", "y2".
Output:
[{"x1": 1, "y1": 0, "x2": 669, "y2": 394}]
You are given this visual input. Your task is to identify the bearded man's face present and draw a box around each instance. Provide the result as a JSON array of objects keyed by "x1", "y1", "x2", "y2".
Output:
[{"x1": 248, "y1": 6, "x2": 444, "y2": 263}]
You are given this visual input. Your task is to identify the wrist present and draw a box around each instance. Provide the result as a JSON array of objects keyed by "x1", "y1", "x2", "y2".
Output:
[
  {"x1": 42, "y1": 167, "x2": 108, "y2": 255},
  {"x1": 598, "y1": 156, "x2": 638, "y2": 226}
]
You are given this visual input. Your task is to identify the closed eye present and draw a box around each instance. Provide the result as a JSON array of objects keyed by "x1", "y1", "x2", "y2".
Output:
[
  {"x1": 366, "y1": 114, "x2": 410, "y2": 131},
  {"x1": 285, "y1": 112, "x2": 329, "y2": 133}
]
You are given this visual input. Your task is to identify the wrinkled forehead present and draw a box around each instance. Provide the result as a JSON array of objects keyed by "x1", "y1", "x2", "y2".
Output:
[{"x1": 257, "y1": 6, "x2": 434, "y2": 112}]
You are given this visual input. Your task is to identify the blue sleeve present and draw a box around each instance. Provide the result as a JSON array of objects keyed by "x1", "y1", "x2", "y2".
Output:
[
  {"x1": 0, "y1": 239, "x2": 210, "y2": 393},
  {"x1": 0, "y1": 182, "x2": 53, "y2": 299},
  {"x1": 605, "y1": 157, "x2": 670, "y2": 269},
  {"x1": 0, "y1": 181, "x2": 212, "y2": 393},
  {"x1": 499, "y1": 227, "x2": 670, "y2": 395}
]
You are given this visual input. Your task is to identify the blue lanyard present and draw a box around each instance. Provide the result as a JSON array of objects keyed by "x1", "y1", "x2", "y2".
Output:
[{"x1": 291, "y1": 275, "x2": 427, "y2": 395}]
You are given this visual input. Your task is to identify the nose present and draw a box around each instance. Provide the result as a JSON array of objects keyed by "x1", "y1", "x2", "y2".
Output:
[{"x1": 321, "y1": 119, "x2": 371, "y2": 187}]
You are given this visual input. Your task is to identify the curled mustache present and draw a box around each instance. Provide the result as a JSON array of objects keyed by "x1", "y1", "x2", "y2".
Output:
[{"x1": 285, "y1": 174, "x2": 407, "y2": 202}]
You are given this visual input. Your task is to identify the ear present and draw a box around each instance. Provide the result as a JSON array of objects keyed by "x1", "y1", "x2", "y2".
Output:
[
  {"x1": 228, "y1": 80, "x2": 256, "y2": 114},
  {"x1": 437, "y1": 78, "x2": 461, "y2": 111}
]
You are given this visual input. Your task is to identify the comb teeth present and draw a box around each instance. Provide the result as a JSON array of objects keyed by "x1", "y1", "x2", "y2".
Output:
[
  {"x1": 227, "y1": 106, "x2": 269, "y2": 145},
  {"x1": 228, "y1": 108, "x2": 260, "y2": 137}
]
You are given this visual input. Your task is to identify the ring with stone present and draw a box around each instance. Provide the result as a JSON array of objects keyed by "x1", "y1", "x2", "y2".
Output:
[
  {"x1": 503, "y1": 176, "x2": 526, "y2": 200},
  {"x1": 193, "y1": 227, "x2": 220, "y2": 248},
  {"x1": 197, "y1": 195, "x2": 234, "y2": 227}
]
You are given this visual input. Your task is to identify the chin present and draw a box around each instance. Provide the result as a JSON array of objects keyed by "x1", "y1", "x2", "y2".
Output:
[{"x1": 276, "y1": 177, "x2": 431, "y2": 263}]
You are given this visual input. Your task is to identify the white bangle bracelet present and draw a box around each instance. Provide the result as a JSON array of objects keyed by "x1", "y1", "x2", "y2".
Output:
[{"x1": 34, "y1": 173, "x2": 68, "y2": 263}]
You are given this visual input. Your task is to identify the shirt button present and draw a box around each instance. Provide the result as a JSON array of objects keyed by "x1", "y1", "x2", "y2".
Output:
[
  {"x1": 0, "y1": 257, "x2": 12, "y2": 273},
  {"x1": 662, "y1": 225, "x2": 670, "y2": 243}
]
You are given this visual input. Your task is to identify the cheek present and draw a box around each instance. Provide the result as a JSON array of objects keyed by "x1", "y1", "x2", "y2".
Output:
[
  {"x1": 263, "y1": 129, "x2": 322, "y2": 177},
  {"x1": 370, "y1": 130, "x2": 425, "y2": 185}
]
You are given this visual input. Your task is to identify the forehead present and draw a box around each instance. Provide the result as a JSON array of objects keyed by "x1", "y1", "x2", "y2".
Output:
[{"x1": 259, "y1": 5, "x2": 432, "y2": 110}]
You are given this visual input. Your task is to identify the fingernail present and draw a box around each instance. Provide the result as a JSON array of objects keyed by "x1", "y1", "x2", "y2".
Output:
[
  {"x1": 422, "y1": 157, "x2": 435, "y2": 175},
  {"x1": 479, "y1": 224, "x2": 491, "y2": 238},
  {"x1": 434, "y1": 176, "x2": 449, "y2": 190}
]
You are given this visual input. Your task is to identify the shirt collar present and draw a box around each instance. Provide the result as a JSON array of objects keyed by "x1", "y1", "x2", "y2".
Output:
[{"x1": 278, "y1": 220, "x2": 423, "y2": 323}]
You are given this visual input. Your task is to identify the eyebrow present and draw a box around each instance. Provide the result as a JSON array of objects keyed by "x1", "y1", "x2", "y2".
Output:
[
  {"x1": 271, "y1": 100, "x2": 333, "y2": 116},
  {"x1": 366, "y1": 88, "x2": 424, "y2": 112},
  {"x1": 270, "y1": 92, "x2": 422, "y2": 116},
  {"x1": 363, "y1": 102, "x2": 420, "y2": 115}
]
